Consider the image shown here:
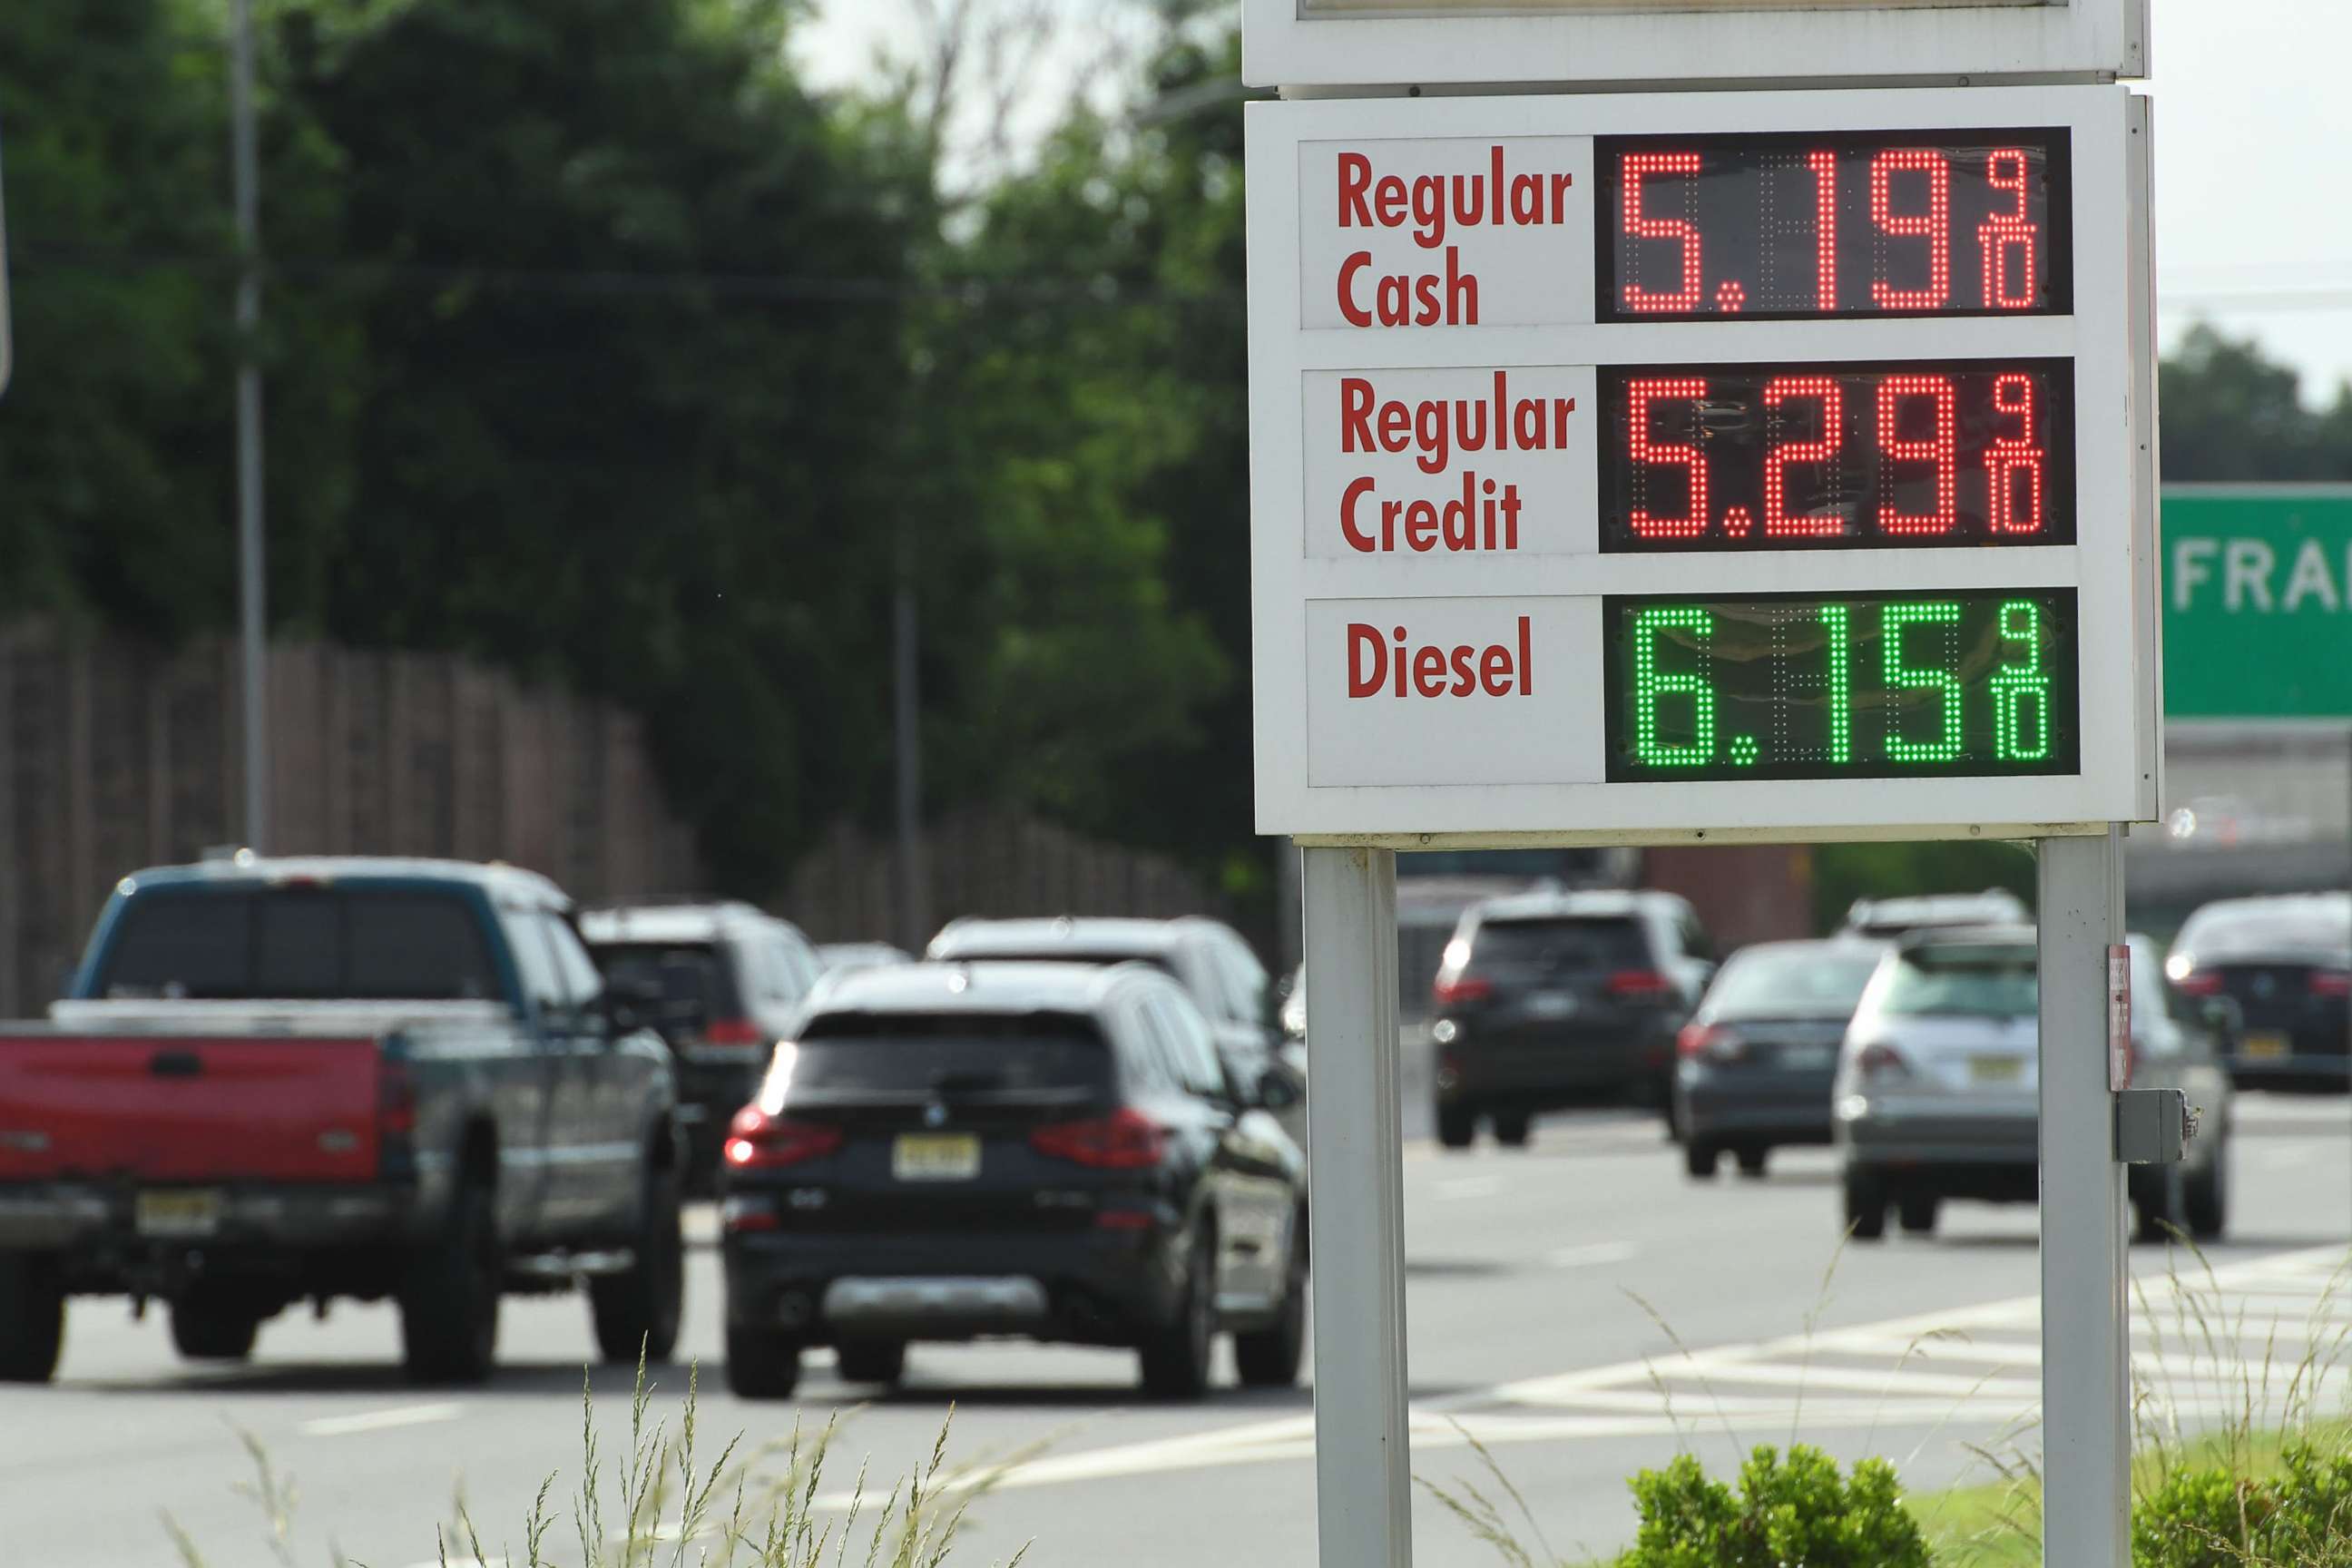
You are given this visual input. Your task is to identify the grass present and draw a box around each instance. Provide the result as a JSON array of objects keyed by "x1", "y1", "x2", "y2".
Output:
[{"x1": 162, "y1": 1347, "x2": 1032, "y2": 1568}]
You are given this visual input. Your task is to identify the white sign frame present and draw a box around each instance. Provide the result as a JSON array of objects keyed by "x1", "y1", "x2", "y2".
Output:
[
  {"x1": 1247, "y1": 83, "x2": 2158, "y2": 847},
  {"x1": 1244, "y1": 0, "x2": 2146, "y2": 91}
]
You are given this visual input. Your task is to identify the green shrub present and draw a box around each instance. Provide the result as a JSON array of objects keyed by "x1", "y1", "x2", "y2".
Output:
[
  {"x1": 2133, "y1": 1441, "x2": 2352, "y2": 1567},
  {"x1": 1613, "y1": 1445, "x2": 1930, "y2": 1568}
]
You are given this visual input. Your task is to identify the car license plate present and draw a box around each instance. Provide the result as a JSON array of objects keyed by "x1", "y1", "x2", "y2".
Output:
[
  {"x1": 1524, "y1": 992, "x2": 1578, "y2": 1019},
  {"x1": 1782, "y1": 1045, "x2": 1835, "y2": 1071},
  {"x1": 2243, "y1": 1032, "x2": 2291, "y2": 1060},
  {"x1": 892, "y1": 1133, "x2": 981, "y2": 1182},
  {"x1": 1969, "y1": 1054, "x2": 2025, "y2": 1085},
  {"x1": 136, "y1": 1190, "x2": 223, "y2": 1239}
]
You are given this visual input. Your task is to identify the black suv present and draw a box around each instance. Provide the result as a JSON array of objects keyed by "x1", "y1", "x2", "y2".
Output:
[
  {"x1": 720, "y1": 961, "x2": 1308, "y2": 1400},
  {"x1": 1429, "y1": 889, "x2": 1714, "y2": 1149},
  {"x1": 2168, "y1": 893, "x2": 2350, "y2": 1092},
  {"x1": 581, "y1": 900, "x2": 826, "y2": 1190},
  {"x1": 926, "y1": 916, "x2": 1302, "y2": 1145}
]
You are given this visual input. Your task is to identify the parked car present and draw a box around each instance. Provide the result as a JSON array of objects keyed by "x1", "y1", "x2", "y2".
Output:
[
  {"x1": 0, "y1": 857, "x2": 681, "y2": 1385},
  {"x1": 818, "y1": 942, "x2": 914, "y2": 975},
  {"x1": 1834, "y1": 926, "x2": 2233, "y2": 1242},
  {"x1": 720, "y1": 961, "x2": 1308, "y2": 1400},
  {"x1": 1842, "y1": 888, "x2": 2030, "y2": 940},
  {"x1": 581, "y1": 900, "x2": 826, "y2": 1191},
  {"x1": 1676, "y1": 937, "x2": 1887, "y2": 1179},
  {"x1": 2166, "y1": 893, "x2": 2350, "y2": 1093},
  {"x1": 925, "y1": 916, "x2": 1301, "y2": 1144},
  {"x1": 1427, "y1": 889, "x2": 1714, "y2": 1149}
]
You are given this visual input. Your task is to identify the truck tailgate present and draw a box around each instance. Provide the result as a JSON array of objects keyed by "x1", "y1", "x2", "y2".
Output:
[{"x1": 0, "y1": 1035, "x2": 383, "y2": 1182}]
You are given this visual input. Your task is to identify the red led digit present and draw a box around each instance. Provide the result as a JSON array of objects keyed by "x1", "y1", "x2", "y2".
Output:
[
  {"x1": 1762, "y1": 377, "x2": 1844, "y2": 536},
  {"x1": 1984, "y1": 372, "x2": 2047, "y2": 534},
  {"x1": 1622, "y1": 153, "x2": 1704, "y2": 314},
  {"x1": 1868, "y1": 149, "x2": 1951, "y2": 310},
  {"x1": 1808, "y1": 149, "x2": 1839, "y2": 311},
  {"x1": 1979, "y1": 149, "x2": 2040, "y2": 309},
  {"x1": 1876, "y1": 376, "x2": 1958, "y2": 534},
  {"x1": 1627, "y1": 377, "x2": 1710, "y2": 538}
]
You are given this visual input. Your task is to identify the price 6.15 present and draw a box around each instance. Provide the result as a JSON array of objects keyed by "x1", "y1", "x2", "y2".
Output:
[
  {"x1": 1602, "y1": 589, "x2": 2081, "y2": 783},
  {"x1": 1600, "y1": 360, "x2": 2076, "y2": 552}
]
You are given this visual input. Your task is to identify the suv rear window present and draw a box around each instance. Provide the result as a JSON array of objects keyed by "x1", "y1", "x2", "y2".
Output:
[
  {"x1": 788, "y1": 1012, "x2": 1111, "y2": 1097},
  {"x1": 101, "y1": 888, "x2": 498, "y2": 1001},
  {"x1": 1470, "y1": 917, "x2": 1648, "y2": 970},
  {"x1": 1877, "y1": 943, "x2": 2036, "y2": 1019},
  {"x1": 589, "y1": 942, "x2": 744, "y2": 1034},
  {"x1": 2177, "y1": 903, "x2": 2352, "y2": 961},
  {"x1": 1706, "y1": 947, "x2": 1882, "y2": 1019}
]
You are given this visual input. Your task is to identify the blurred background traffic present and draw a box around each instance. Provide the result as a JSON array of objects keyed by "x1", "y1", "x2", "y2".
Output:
[{"x1": 6, "y1": 1, "x2": 2352, "y2": 1563}]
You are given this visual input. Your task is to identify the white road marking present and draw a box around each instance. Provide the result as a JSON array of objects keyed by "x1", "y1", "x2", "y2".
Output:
[
  {"x1": 793, "y1": 1243, "x2": 2352, "y2": 1507},
  {"x1": 1433, "y1": 1176, "x2": 1504, "y2": 1200},
  {"x1": 1548, "y1": 1241, "x2": 1639, "y2": 1269},
  {"x1": 299, "y1": 1401, "x2": 465, "y2": 1438}
]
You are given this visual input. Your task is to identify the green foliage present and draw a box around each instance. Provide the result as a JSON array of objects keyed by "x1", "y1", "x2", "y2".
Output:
[
  {"x1": 1808, "y1": 840, "x2": 2037, "y2": 934},
  {"x1": 2134, "y1": 1442, "x2": 2352, "y2": 1568},
  {"x1": 2161, "y1": 323, "x2": 2352, "y2": 483},
  {"x1": 1614, "y1": 1446, "x2": 1930, "y2": 1568}
]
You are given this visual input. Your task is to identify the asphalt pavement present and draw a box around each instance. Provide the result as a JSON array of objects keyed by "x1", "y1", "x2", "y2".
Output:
[{"x1": 8, "y1": 1091, "x2": 2349, "y2": 1568}]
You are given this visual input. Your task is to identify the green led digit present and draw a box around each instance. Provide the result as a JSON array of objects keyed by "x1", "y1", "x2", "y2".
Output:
[
  {"x1": 1991, "y1": 599, "x2": 2053, "y2": 761},
  {"x1": 1880, "y1": 601, "x2": 1964, "y2": 764},
  {"x1": 1632, "y1": 606, "x2": 1716, "y2": 768},
  {"x1": 1818, "y1": 603, "x2": 1853, "y2": 765}
]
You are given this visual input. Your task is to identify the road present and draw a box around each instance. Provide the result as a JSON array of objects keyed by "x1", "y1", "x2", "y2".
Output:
[{"x1": 8, "y1": 1093, "x2": 2348, "y2": 1568}]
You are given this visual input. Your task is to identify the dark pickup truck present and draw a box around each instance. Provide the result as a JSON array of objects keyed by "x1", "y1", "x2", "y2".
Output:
[{"x1": 0, "y1": 857, "x2": 682, "y2": 1385}]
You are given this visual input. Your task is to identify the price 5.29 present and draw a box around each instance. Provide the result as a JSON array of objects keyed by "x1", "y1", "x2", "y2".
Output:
[{"x1": 1599, "y1": 359, "x2": 2076, "y2": 552}]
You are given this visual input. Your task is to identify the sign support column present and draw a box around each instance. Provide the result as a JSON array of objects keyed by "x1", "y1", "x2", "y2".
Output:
[
  {"x1": 1300, "y1": 844, "x2": 1411, "y2": 1568},
  {"x1": 2039, "y1": 825, "x2": 2131, "y2": 1568}
]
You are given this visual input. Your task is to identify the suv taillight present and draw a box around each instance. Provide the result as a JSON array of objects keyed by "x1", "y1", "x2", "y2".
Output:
[
  {"x1": 724, "y1": 1106, "x2": 843, "y2": 1169},
  {"x1": 1677, "y1": 1023, "x2": 1745, "y2": 1062},
  {"x1": 1854, "y1": 1043, "x2": 1911, "y2": 1083},
  {"x1": 2172, "y1": 969, "x2": 2222, "y2": 996},
  {"x1": 1608, "y1": 969, "x2": 1675, "y2": 1000},
  {"x1": 703, "y1": 1017, "x2": 767, "y2": 1047},
  {"x1": 1030, "y1": 1107, "x2": 1166, "y2": 1170},
  {"x1": 2311, "y1": 971, "x2": 2351, "y2": 997},
  {"x1": 1432, "y1": 974, "x2": 1494, "y2": 1008}
]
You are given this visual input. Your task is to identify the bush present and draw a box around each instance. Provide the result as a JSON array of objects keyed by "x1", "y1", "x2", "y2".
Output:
[
  {"x1": 2134, "y1": 1442, "x2": 2352, "y2": 1567},
  {"x1": 1614, "y1": 1445, "x2": 1931, "y2": 1568}
]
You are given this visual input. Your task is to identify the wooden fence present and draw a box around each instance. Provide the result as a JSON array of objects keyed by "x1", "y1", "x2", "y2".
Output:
[{"x1": 0, "y1": 623, "x2": 1235, "y2": 1014}]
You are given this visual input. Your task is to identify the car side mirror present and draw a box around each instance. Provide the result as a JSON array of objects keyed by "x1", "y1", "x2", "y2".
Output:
[{"x1": 1256, "y1": 1063, "x2": 1305, "y2": 1113}]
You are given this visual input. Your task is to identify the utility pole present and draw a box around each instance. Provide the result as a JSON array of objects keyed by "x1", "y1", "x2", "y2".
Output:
[
  {"x1": 893, "y1": 540, "x2": 927, "y2": 953},
  {"x1": 230, "y1": 0, "x2": 269, "y2": 851}
]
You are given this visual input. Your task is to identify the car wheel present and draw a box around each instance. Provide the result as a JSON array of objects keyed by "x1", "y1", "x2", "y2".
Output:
[
  {"x1": 1139, "y1": 1227, "x2": 1216, "y2": 1400},
  {"x1": 1897, "y1": 1195, "x2": 1939, "y2": 1236},
  {"x1": 2187, "y1": 1147, "x2": 2229, "y2": 1241},
  {"x1": 1735, "y1": 1146, "x2": 1769, "y2": 1179},
  {"x1": 725, "y1": 1324, "x2": 802, "y2": 1400},
  {"x1": 401, "y1": 1180, "x2": 501, "y2": 1386},
  {"x1": 1436, "y1": 1103, "x2": 1477, "y2": 1151},
  {"x1": 0, "y1": 1253, "x2": 64, "y2": 1383},
  {"x1": 591, "y1": 1159, "x2": 685, "y2": 1365},
  {"x1": 1493, "y1": 1111, "x2": 1532, "y2": 1149},
  {"x1": 1683, "y1": 1141, "x2": 1720, "y2": 1180},
  {"x1": 170, "y1": 1294, "x2": 260, "y2": 1361},
  {"x1": 1843, "y1": 1167, "x2": 1887, "y2": 1241},
  {"x1": 835, "y1": 1339, "x2": 907, "y2": 1387},
  {"x1": 1234, "y1": 1215, "x2": 1308, "y2": 1389}
]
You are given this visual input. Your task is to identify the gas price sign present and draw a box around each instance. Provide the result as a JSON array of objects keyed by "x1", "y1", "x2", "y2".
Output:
[{"x1": 1249, "y1": 85, "x2": 2159, "y2": 844}]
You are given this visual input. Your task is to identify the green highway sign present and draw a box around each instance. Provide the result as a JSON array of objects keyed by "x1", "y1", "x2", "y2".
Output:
[{"x1": 2164, "y1": 487, "x2": 2352, "y2": 720}]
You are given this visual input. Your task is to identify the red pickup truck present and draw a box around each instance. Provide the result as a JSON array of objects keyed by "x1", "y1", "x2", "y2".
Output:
[{"x1": 0, "y1": 857, "x2": 683, "y2": 1384}]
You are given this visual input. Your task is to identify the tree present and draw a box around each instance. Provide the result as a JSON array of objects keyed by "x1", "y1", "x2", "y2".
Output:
[{"x1": 2159, "y1": 321, "x2": 2352, "y2": 482}]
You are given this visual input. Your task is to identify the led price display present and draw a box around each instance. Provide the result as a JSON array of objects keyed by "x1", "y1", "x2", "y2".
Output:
[
  {"x1": 1597, "y1": 129, "x2": 2071, "y2": 322},
  {"x1": 1603, "y1": 589, "x2": 2079, "y2": 781},
  {"x1": 1600, "y1": 359, "x2": 2074, "y2": 551}
]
